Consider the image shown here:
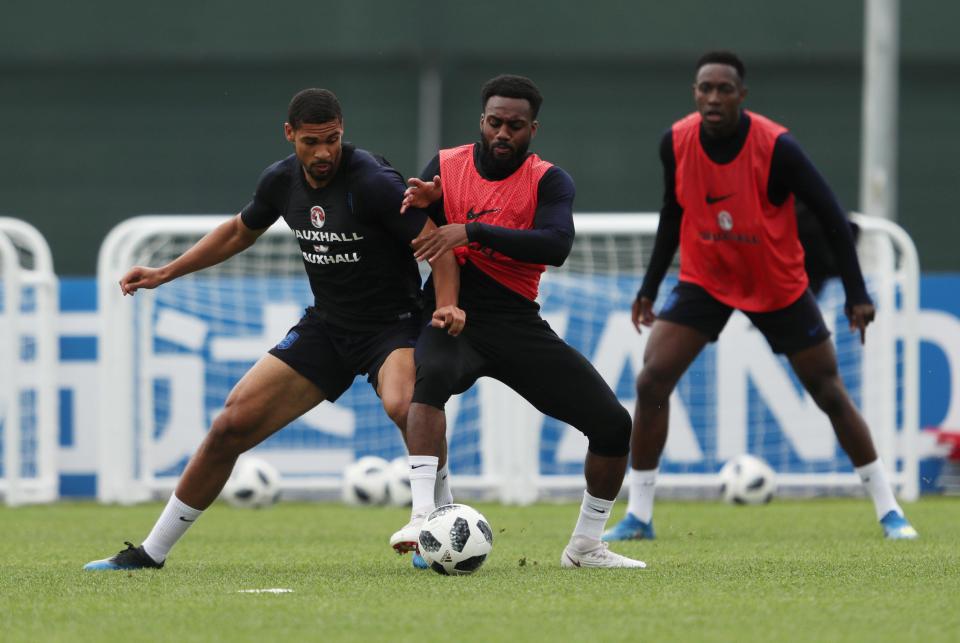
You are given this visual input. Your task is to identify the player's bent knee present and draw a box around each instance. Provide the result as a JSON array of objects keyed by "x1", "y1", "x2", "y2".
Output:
[
  {"x1": 411, "y1": 362, "x2": 455, "y2": 410},
  {"x1": 636, "y1": 369, "x2": 672, "y2": 408},
  {"x1": 206, "y1": 406, "x2": 261, "y2": 457},
  {"x1": 584, "y1": 405, "x2": 632, "y2": 458},
  {"x1": 811, "y1": 381, "x2": 849, "y2": 417},
  {"x1": 381, "y1": 394, "x2": 410, "y2": 429}
]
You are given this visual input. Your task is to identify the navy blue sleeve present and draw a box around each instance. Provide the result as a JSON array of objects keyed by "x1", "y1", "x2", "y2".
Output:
[
  {"x1": 769, "y1": 135, "x2": 871, "y2": 306},
  {"x1": 350, "y1": 150, "x2": 429, "y2": 244},
  {"x1": 239, "y1": 159, "x2": 289, "y2": 230},
  {"x1": 638, "y1": 130, "x2": 682, "y2": 301},
  {"x1": 465, "y1": 166, "x2": 575, "y2": 266},
  {"x1": 418, "y1": 154, "x2": 446, "y2": 225}
]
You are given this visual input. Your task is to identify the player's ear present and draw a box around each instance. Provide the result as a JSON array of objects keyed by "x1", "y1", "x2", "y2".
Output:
[
  {"x1": 284, "y1": 122, "x2": 295, "y2": 143},
  {"x1": 530, "y1": 120, "x2": 539, "y2": 138}
]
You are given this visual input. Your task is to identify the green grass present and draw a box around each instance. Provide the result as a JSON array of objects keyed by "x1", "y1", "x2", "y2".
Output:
[{"x1": 2, "y1": 498, "x2": 959, "y2": 642}]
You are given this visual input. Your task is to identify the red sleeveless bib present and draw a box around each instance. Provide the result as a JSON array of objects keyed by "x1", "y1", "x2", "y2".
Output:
[
  {"x1": 439, "y1": 144, "x2": 553, "y2": 301},
  {"x1": 673, "y1": 110, "x2": 808, "y2": 312}
]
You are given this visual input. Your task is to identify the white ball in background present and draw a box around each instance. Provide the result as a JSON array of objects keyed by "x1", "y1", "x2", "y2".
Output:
[
  {"x1": 221, "y1": 456, "x2": 281, "y2": 509},
  {"x1": 718, "y1": 454, "x2": 777, "y2": 505},
  {"x1": 386, "y1": 456, "x2": 412, "y2": 507},
  {"x1": 341, "y1": 455, "x2": 391, "y2": 506}
]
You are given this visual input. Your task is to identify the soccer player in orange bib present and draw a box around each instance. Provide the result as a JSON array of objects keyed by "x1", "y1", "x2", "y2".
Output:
[
  {"x1": 394, "y1": 75, "x2": 646, "y2": 569},
  {"x1": 603, "y1": 51, "x2": 917, "y2": 542}
]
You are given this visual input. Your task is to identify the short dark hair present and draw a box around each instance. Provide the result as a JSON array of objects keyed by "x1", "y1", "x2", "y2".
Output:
[
  {"x1": 481, "y1": 75, "x2": 543, "y2": 119},
  {"x1": 287, "y1": 88, "x2": 342, "y2": 129},
  {"x1": 695, "y1": 51, "x2": 746, "y2": 82}
]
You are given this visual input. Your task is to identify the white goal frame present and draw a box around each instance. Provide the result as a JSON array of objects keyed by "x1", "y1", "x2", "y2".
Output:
[
  {"x1": 95, "y1": 213, "x2": 919, "y2": 504},
  {"x1": 0, "y1": 217, "x2": 58, "y2": 505}
]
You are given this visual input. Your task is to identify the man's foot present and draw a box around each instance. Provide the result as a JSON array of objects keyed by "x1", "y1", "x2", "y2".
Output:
[
  {"x1": 880, "y1": 510, "x2": 919, "y2": 540},
  {"x1": 601, "y1": 513, "x2": 655, "y2": 542},
  {"x1": 390, "y1": 512, "x2": 426, "y2": 554},
  {"x1": 83, "y1": 542, "x2": 164, "y2": 571},
  {"x1": 412, "y1": 552, "x2": 429, "y2": 569},
  {"x1": 561, "y1": 536, "x2": 647, "y2": 569}
]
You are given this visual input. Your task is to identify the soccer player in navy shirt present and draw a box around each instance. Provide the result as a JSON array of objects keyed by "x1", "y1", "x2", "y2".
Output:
[
  {"x1": 602, "y1": 51, "x2": 917, "y2": 542},
  {"x1": 392, "y1": 75, "x2": 645, "y2": 569},
  {"x1": 84, "y1": 89, "x2": 465, "y2": 571}
]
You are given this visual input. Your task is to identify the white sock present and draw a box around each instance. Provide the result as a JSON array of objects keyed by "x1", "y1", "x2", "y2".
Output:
[
  {"x1": 571, "y1": 491, "x2": 616, "y2": 543},
  {"x1": 141, "y1": 494, "x2": 203, "y2": 563},
  {"x1": 408, "y1": 455, "x2": 438, "y2": 518},
  {"x1": 626, "y1": 467, "x2": 658, "y2": 523},
  {"x1": 855, "y1": 459, "x2": 902, "y2": 520},
  {"x1": 434, "y1": 463, "x2": 453, "y2": 507}
]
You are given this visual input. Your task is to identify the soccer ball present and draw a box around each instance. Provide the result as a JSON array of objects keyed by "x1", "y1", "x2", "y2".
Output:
[
  {"x1": 418, "y1": 503, "x2": 493, "y2": 576},
  {"x1": 221, "y1": 456, "x2": 281, "y2": 509},
  {"x1": 386, "y1": 456, "x2": 412, "y2": 507},
  {"x1": 341, "y1": 455, "x2": 391, "y2": 506},
  {"x1": 718, "y1": 454, "x2": 776, "y2": 505}
]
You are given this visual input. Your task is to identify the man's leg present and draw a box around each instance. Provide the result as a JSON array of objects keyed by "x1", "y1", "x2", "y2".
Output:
[
  {"x1": 378, "y1": 347, "x2": 450, "y2": 568},
  {"x1": 603, "y1": 320, "x2": 709, "y2": 541},
  {"x1": 377, "y1": 347, "x2": 450, "y2": 503},
  {"x1": 488, "y1": 325, "x2": 643, "y2": 568},
  {"x1": 788, "y1": 340, "x2": 917, "y2": 538},
  {"x1": 390, "y1": 326, "x2": 481, "y2": 553},
  {"x1": 85, "y1": 355, "x2": 326, "y2": 570}
]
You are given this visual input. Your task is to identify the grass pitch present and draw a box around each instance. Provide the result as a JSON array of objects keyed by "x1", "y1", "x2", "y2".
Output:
[{"x1": 2, "y1": 498, "x2": 958, "y2": 642}]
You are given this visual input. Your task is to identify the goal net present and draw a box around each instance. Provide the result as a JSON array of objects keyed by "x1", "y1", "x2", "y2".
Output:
[
  {"x1": 0, "y1": 218, "x2": 58, "y2": 505},
  {"x1": 95, "y1": 213, "x2": 918, "y2": 503}
]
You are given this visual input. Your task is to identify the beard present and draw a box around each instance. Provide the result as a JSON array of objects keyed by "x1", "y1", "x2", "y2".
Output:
[{"x1": 479, "y1": 137, "x2": 530, "y2": 178}]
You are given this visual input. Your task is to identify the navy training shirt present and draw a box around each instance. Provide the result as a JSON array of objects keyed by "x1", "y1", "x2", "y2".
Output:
[{"x1": 240, "y1": 144, "x2": 429, "y2": 328}]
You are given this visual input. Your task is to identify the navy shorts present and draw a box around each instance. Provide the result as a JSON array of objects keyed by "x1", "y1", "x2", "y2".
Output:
[
  {"x1": 657, "y1": 282, "x2": 831, "y2": 355},
  {"x1": 268, "y1": 307, "x2": 420, "y2": 401}
]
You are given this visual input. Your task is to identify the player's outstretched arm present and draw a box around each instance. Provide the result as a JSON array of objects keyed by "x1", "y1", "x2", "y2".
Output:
[
  {"x1": 119, "y1": 214, "x2": 264, "y2": 296},
  {"x1": 400, "y1": 175, "x2": 442, "y2": 214}
]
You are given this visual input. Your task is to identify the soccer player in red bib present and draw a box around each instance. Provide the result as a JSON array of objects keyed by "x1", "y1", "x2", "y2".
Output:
[
  {"x1": 393, "y1": 75, "x2": 645, "y2": 569},
  {"x1": 603, "y1": 51, "x2": 917, "y2": 542},
  {"x1": 84, "y1": 89, "x2": 465, "y2": 571}
]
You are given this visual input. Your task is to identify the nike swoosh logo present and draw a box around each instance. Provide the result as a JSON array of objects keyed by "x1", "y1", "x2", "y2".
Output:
[
  {"x1": 466, "y1": 207, "x2": 500, "y2": 220},
  {"x1": 705, "y1": 193, "x2": 734, "y2": 204},
  {"x1": 565, "y1": 553, "x2": 581, "y2": 567},
  {"x1": 179, "y1": 517, "x2": 195, "y2": 522},
  {"x1": 411, "y1": 464, "x2": 429, "y2": 469}
]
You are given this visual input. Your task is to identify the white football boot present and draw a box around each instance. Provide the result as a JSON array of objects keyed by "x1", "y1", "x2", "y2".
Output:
[
  {"x1": 390, "y1": 512, "x2": 427, "y2": 554},
  {"x1": 561, "y1": 535, "x2": 647, "y2": 569}
]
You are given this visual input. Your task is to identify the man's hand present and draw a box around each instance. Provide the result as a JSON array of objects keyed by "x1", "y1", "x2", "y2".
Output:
[
  {"x1": 412, "y1": 224, "x2": 469, "y2": 263},
  {"x1": 401, "y1": 175, "x2": 442, "y2": 213},
  {"x1": 431, "y1": 305, "x2": 466, "y2": 336},
  {"x1": 119, "y1": 266, "x2": 166, "y2": 296},
  {"x1": 846, "y1": 302, "x2": 876, "y2": 345},
  {"x1": 631, "y1": 296, "x2": 656, "y2": 333}
]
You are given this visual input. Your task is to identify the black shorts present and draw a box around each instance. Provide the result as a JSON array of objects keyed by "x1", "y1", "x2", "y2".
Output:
[
  {"x1": 268, "y1": 307, "x2": 420, "y2": 401},
  {"x1": 411, "y1": 309, "x2": 630, "y2": 456},
  {"x1": 657, "y1": 281, "x2": 831, "y2": 355}
]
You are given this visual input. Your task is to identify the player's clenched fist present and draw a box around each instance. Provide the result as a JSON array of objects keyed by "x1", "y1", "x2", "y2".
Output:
[{"x1": 431, "y1": 305, "x2": 466, "y2": 336}]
